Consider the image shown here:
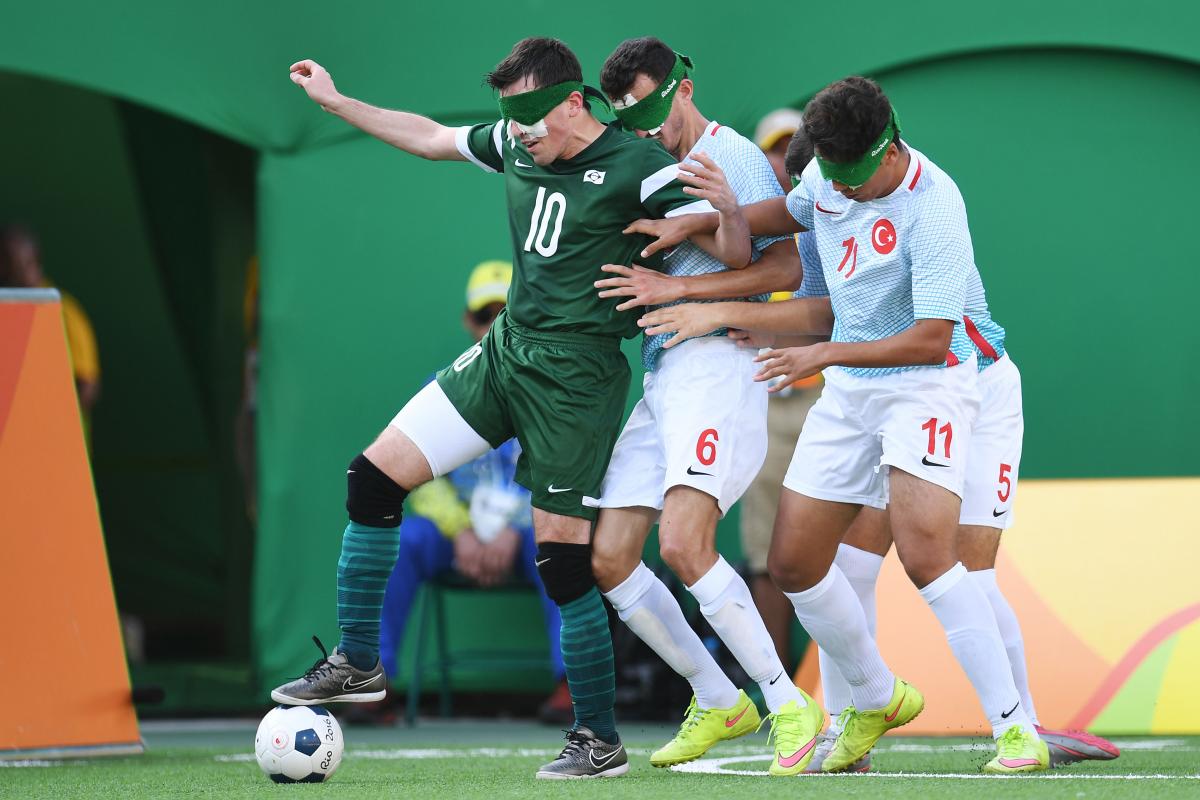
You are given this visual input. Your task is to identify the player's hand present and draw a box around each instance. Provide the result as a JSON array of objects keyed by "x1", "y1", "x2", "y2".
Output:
[
  {"x1": 453, "y1": 529, "x2": 486, "y2": 584},
  {"x1": 289, "y1": 59, "x2": 341, "y2": 111},
  {"x1": 473, "y1": 528, "x2": 518, "y2": 587},
  {"x1": 678, "y1": 152, "x2": 738, "y2": 214},
  {"x1": 639, "y1": 303, "x2": 723, "y2": 348},
  {"x1": 728, "y1": 328, "x2": 776, "y2": 349},
  {"x1": 624, "y1": 215, "x2": 703, "y2": 260},
  {"x1": 595, "y1": 264, "x2": 684, "y2": 310},
  {"x1": 754, "y1": 343, "x2": 829, "y2": 391}
]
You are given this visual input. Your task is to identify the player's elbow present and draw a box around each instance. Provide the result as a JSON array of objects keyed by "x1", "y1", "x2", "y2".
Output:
[{"x1": 913, "y1": 319, "x2": 955, "y2": 364}]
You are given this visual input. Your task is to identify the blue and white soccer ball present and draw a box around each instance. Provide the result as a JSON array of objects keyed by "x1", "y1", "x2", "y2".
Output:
[{"x1": 254, "y1": 705, "x2": 344, "y2": 783}]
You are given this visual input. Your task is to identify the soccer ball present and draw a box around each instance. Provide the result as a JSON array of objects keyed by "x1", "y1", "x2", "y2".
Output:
[{"x1": 254, "y1": 705, "x2": 344, "y2": 783}]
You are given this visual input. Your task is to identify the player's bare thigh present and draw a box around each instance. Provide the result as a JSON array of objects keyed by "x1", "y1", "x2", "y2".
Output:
[
  {"x1": 842, "y1": 505, "x2": 894, "y2": 557},
  {"x1": 592, "y1": 506, "x2": 657, "y2": 591},
  {"x1": 888, "y1": 468, "x2": 962, "y2": 588},
  {"x1": 534, "y1": 507, "x2": 596, "y2": 547},
  {"x1": 657, "y1": 486, "x2": 721, "y2": 586},
  {"x1": 362, "y1": 426, "x2": 434, "y2": 489},
  {"x1": 958, "y1": 524, "x2": 1002, "y2": 571},
  {"x1": 768, "y1": 487, "x2": 861, "y2": 592}
]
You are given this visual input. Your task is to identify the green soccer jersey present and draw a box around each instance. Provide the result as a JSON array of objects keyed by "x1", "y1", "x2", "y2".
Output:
[{"x1": 456, "y1": 119, "x2": 714, "y2": 338}]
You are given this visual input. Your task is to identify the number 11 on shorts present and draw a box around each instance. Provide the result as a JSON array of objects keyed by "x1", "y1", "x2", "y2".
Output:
[{"x1": 921, "y1": 417, "x2": 953, "y2": 459}]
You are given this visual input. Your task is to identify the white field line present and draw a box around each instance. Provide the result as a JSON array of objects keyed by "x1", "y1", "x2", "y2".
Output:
[{"x1": 672, "y1": 754, "x2": 1200, "y2": 780}]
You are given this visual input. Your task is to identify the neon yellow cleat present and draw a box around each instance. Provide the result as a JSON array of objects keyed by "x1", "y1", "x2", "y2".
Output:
[
  {"x1": 983, "y1": 725, "x2": 1050, "y2": 774},
  {"x1": 766, "y1": 694, "x2": 825, "y2": 776},
  {"x1": 822, "y1": 678, "x2": 924, "y2": 772},
  {"x1": 649, "y1": 690, "x2": 761, "y2": 768}
]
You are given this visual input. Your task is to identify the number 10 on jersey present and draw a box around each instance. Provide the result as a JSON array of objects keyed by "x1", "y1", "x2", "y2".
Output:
[{"x1": 524, "y1": 186, "x2": 566, "y2": 257}]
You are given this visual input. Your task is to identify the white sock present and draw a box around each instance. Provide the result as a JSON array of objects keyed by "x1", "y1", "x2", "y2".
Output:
[
  {"x1": 919, "y1": 563, "x2": 1036, "y2": 739},
  {"x1": 972, "y1": 569, "x2": 1040, "y2": 727},
  {"x1": 605, "y1": 562, "x2": 739, "y2": 710},
  {"x1": 820, "y1": 545, "x2": 885, "y2": 730},
  {"x1": 688, "y1": 557, "x2": 805, "y2": 712},
  {"x1": 784, "y1": 566, "x2": 894, "y2": 711}
]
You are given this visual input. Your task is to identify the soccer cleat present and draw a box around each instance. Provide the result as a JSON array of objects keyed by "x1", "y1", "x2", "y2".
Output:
[
  {"x1": 805, "y1": 728, "x2": 870, "y2": 773},
  {"x1": 271, "y1": 636, "x2": 387, "y2": 705},
  {"x1": 1035, "y1": 725, "x2": 1120, "y2": 767},
  {"x1": 765, "y1": 694, "x2": 825, "y2": 776},
  {"x1": 535, "y1": 726, "x2": 629, "y2": 779},
  {"x1": 650, "y1": 691, "x2": 761, "y2": 767},
  {"x1": 822, "y1": 678, "x2": 924, "y2": 772},
  {"x1": 983, "y1": 725, "x2": 1050, "y2": 774}
]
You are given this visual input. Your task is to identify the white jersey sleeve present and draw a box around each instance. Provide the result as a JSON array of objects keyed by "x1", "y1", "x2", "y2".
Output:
[
  {"x1": 794, "y1": 231, "x2": 828, "y2": 298},
  {"x1": 907, "y1": 184, "x2": 973, "y2": 322}
]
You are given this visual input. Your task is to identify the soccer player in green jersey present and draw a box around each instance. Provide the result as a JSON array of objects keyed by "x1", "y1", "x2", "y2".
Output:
[{"x1": 276, "y1": 38, "x2": 748, "y2": 779}]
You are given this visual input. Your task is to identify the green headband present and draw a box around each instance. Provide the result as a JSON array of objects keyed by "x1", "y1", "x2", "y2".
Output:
[
  {"x1": 612, "y1": 53, "x2": 692, "y2": 133},
  {"x1": 814, "y1": 108, "x2": 902, "y2": 188},
  {"x1": 498, "y1": 80, "x2": 583, "y2": 125}
]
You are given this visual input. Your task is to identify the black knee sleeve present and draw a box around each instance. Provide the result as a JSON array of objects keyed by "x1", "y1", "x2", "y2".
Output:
[
  {"x1": 535, "y1": 542, "x2": 596, "y2": 606},
  {"x1": 346, "y1": 453, "x2": 409, "y2": 527}
]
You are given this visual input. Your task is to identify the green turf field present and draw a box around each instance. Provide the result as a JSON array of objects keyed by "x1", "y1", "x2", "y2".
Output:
[{"x1": 4, "y1": 719, "x2": 1198, "y2": 799}]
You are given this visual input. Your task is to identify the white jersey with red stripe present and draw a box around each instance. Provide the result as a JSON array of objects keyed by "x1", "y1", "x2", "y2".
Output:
[{"x1": 785, "y1": 145, "x2": 977, "y2": 377}]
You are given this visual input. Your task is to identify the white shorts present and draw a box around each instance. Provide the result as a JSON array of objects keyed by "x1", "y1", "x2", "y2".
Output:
[
  {"x1": 599, "y1": 336, "x2": 768, "y2": 515},
  {"x1": 784, "y1": 356, "x2": 981, "y2": 507},
  {"x1": 960, "y1": 355, "x2": 1023, "y2": 529}
]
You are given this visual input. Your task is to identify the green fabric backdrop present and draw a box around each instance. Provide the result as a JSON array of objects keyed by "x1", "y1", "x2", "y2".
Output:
[{"x1": 2, "y1": 1, "x2": 1198, "y2": 696}]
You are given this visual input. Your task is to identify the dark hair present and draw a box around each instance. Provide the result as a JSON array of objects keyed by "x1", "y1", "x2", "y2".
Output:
[
  {"x1": 802, "y1": 76, "x2": 897, "y2": 163},
  {"x1": 486, "y1": 37, "x2": 582, "y2": 91},
  {"x1": 600, "y1": 36, "x2": 677, "y2": 98},
  {"x1": 783, "y1": 125, "x2": 815, "y2": 178},
  {"x1": 0, "y1": 223, "x2": 37, "y2": 287}
]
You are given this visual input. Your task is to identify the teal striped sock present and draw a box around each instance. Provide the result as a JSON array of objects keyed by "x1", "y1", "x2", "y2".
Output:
[
  {"x1": 336, "y1": 521, "x2": 401, "y2": 670},
  {"x1": 559, "y1": 588, "x2": 618, "y2": 744}
]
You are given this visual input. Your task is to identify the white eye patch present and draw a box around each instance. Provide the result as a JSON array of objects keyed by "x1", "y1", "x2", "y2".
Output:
[{"x1": 513, "y1": 118, "x2": 549, "y2": 139}]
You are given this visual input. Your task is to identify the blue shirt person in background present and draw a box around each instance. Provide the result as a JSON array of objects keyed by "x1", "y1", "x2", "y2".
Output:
[{"x1": 375, "y1": 261, "x2": 570, "y2": 723}]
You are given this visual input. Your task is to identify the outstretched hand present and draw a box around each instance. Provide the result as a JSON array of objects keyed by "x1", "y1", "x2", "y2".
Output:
[
  {"x1": 595, "y1": 264, "x2": 685, "y2": 310},
  {"x1": 623, "y1": 216, "x2": 699, "y2": 260},
  {"x1": 754, "y1": 344, "x2": 829, "y2": 391},
  {"x1": 289, "y1": 59, "x2": 341, "y2": 110},
  {"x1": 678, "y1": 152, "x2": 738, "y2": 213},
  {"x1": 638, "y1": 303, "x2": 724, "y2": 349}
]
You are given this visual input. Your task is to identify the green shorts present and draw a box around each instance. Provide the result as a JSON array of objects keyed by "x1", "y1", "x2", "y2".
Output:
[{"x1": 436, "y1": 309, "x2": 630, "y2": 520}]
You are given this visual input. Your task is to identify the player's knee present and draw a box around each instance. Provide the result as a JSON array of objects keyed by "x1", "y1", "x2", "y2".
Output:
[
  {"x1": 767, "y1": 550, "x2": 817, "y2": 593},
  {"x1": 656, "y1": 532, "x2": 709, "y2": 583},
  {"x1": 536, "y1": 541, "x2": 595, "y2": 606},
  {"x1": 590, "y1": 544, "x2": 627, "y2": 593},
  {"x1": 346, "y1": 453, "x2": 409, "y2": 528},
  {"x1": 899, "y1": 551, "x2": 955, "y2": 590}
]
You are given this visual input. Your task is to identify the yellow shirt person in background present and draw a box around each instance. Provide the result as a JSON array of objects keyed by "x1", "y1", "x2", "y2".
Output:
[{"x1": 0, "y1": 224, "x2": 101, "y2": 434}]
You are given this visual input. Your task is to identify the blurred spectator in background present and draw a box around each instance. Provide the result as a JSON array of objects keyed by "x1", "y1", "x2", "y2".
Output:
[
  {"x1": 737, "y1": 112, "x2": 824, "y2": 671},
  {"x1": 373, "y1": 261, "x2": 570, "y2": 724},
  {"x1": 0, "y1": 223, "x2": 101, "y2": 437}
]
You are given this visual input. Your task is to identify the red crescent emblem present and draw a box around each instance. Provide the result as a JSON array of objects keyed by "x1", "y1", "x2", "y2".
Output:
[{"x1": 872, "y1": 218, "x2": 897, "y2": 254}]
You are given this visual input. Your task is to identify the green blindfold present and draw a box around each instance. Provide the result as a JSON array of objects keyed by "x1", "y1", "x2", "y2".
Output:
[
  {"x1": 612, "y1": 53, "x2": 693, "y2": 133},
  {"x1": 497, "y1": 81, "x2": 612, "y2": 127},
  {"x1": 814, "y1": 108, "x2": 902, "y2": 188}
]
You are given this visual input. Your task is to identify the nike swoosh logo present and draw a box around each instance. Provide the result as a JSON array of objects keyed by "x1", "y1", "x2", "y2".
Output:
[
  {"x1": 992, "y1": 507, "x2": 1008, "y2": 517},
  {"x1": 1000, "y1": 700, "x2": 1020, "y2": 719},
  {"x1": 768, "y1": 670, "x2": 784, "y2": 686},
  {"x1": 884, "y1": 687, "x2": 907, "y2": 723},
  {"x1": 998, "y1": 757, "x2": 1041, "y2": 768},
  {"x1": 547, "y1": 485, "x2": 572, "y2": 493},
  {"x1": 815, "y1": 201, "x2": 841, "y2": 214},
  {"x1": 535, "y1": 558, "x2": 551, "y2": 567},
  {"x1": 686, "y1": 466, "x2": 714, "y2": 477},
  {"x1": 777, "y1": 737, "x2": 816, "y2": 768},
  {"x1": 588, "y1": 747, "x2": 622, "y2": 768},
  {"x1": 725, "y1": 706, "x2": 749, "y2": 728},
  {"x1": 921, "y1": 456, "x2": 950, "y2": 468},
  {"x1": 342, "y1": 673, "x2": 382, "y2": 691},
  {"x1": 515, "y1": 159, "x2": 532, "y2": 168}
]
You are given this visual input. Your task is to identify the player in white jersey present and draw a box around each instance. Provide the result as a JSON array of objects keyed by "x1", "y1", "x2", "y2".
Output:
[
  {"x1": 632, "y1": 77, "x2": 1050, "y2": 774},
  {"x1": 780, "y1": 130, "x2": 1118, "y2": 768},
  {"x1": 584, "y1": 37, "x2": 823, "y2": 775}
]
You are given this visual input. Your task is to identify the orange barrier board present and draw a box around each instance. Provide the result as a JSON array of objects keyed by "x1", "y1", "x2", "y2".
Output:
[
  {"x1": 0, "y1": 290, "x2": 141, "y2": 757},
  {"x1": 800, "y1": 477, "x2": 1200, "y2": 735}
]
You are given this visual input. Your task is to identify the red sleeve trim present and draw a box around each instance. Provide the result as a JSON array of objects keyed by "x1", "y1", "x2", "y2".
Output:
[
  {"x1": 963, "y1": 316, "x2": 999, "y2": 360},
  {"x1": 908, "y1": 158, "x2": 923, "y2": 191},
  {"x1": 945, "y1": 349, "x2": 960, "y2": 367}
]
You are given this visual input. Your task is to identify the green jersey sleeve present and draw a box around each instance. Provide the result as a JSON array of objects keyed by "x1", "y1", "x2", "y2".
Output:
[
  {"x1": 455, "y1": 120, "x2": 506, "y2": 173},
  {"x1": 637, "y1": 142, "x2": 715, "y2": 219}
]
